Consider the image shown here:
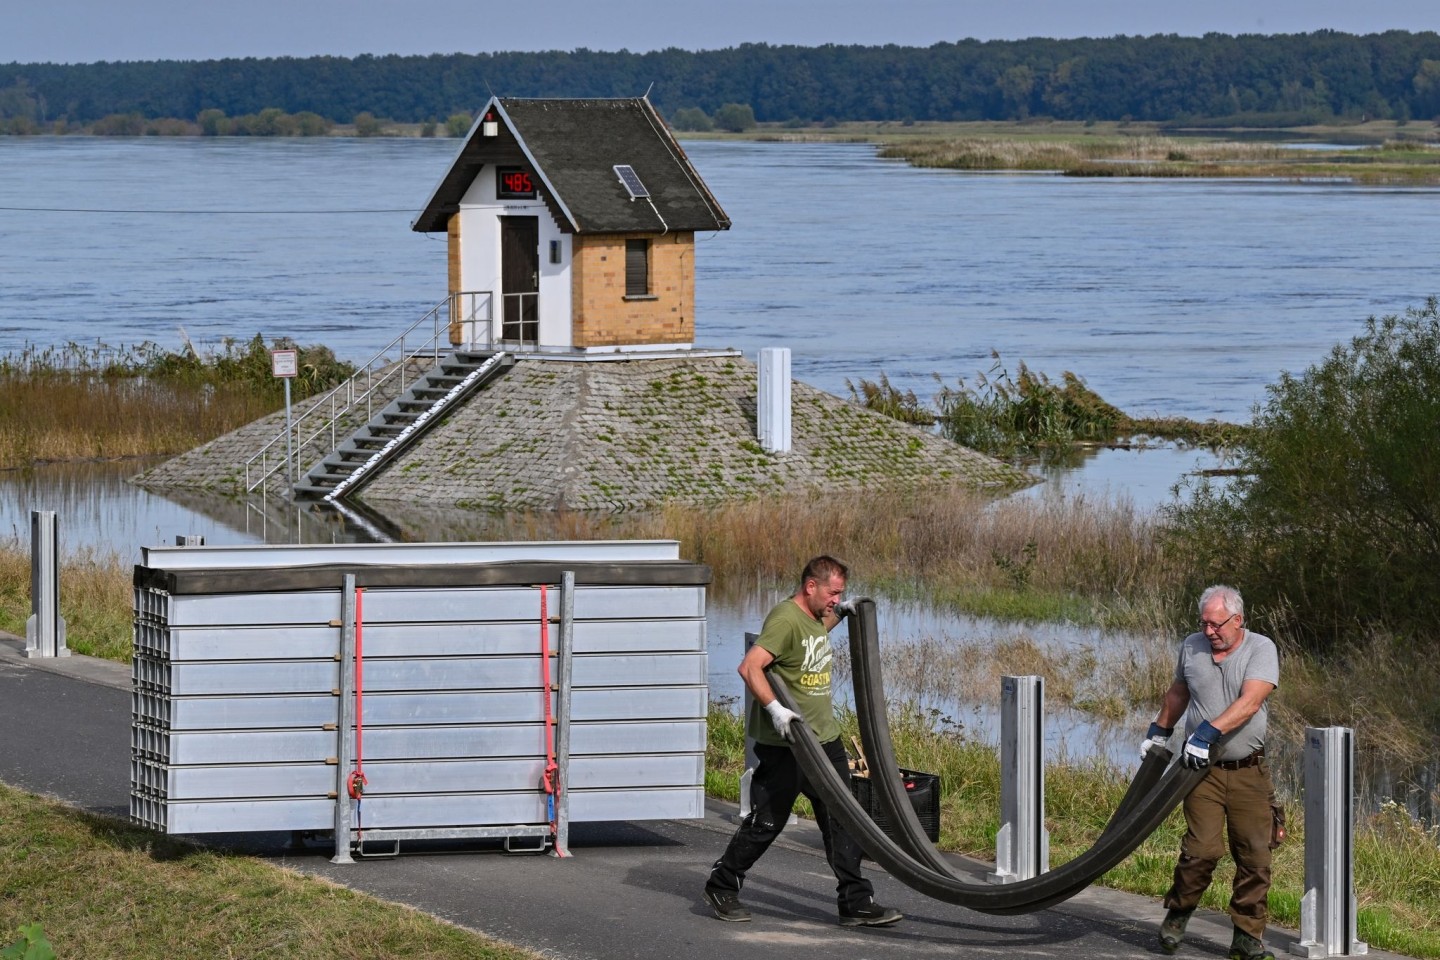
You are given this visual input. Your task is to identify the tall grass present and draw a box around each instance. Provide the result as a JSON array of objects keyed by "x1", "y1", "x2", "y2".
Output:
[
  {"x1": 0, "y1": 338, "x2": 353, "y2": 468},
  {"x1": 0, "y1": 541, "x2": 132, "y2": 661}
]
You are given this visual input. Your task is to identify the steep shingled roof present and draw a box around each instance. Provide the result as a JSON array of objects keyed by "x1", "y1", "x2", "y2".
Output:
[{"x1": 412, "y1": 97, "x2": 731, "y2": 235}]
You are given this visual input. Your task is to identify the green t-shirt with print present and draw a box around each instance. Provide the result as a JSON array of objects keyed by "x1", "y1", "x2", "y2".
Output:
[{"x1": 746, "y1": 598, "x2": 841, "y2": 747}]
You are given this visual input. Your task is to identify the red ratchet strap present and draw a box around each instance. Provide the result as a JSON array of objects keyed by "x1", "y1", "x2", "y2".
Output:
[
  {"x1": 538, "y1": 584, "x2": 566, "y2": 855},
  {"x1": 346, "y1": 588, "x2": 369, "y2": 838}
]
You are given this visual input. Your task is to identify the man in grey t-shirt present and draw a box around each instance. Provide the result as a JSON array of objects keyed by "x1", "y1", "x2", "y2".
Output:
[{"x1": 1140, "y1": 585, "x2": 1280, "y2": 960}]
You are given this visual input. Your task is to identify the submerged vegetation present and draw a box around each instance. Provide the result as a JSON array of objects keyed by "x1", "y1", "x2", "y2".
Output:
[
  {"x1": 848, "y1": 356, "x2": 1246, "y2": 459},
  {"x1": 0, "y1": 337, "x2": 351, "y2": 469}
]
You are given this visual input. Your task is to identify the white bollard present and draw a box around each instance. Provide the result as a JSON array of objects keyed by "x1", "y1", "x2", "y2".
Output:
[
  {"x1": 757, "y1": 347, "x2": 792, "y2": 454},
  {"x1": 989, "y1": 675, "x2": 1048, "y2": 883},
  {"x1": 1291, "y1": 727, "x2": 1367, "y2": 957},
  {"x1": 24, "y1": 510, "x2": 68, "y2": 659}
]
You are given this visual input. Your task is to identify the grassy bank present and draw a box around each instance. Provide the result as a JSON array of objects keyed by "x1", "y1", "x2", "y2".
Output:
[
  {"x1": 876, "y1": 132, "x2": 1440, "y2": 183},
  {"x1": 707, "y1": 704, "x2": 1440, "y2": 958},
  {"x1": 0, "y1": 783, "x2": 537, "y2": 960}
]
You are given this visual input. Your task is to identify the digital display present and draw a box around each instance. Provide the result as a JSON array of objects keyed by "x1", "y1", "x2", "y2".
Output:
[{"x1": 496, "y1": 167, "x2": 536, "y2": 199}]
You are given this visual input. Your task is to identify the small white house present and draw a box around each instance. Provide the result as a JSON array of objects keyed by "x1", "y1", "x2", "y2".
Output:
[{"x1": 412, "y1": 96, "x2": 731, "y2": 353}]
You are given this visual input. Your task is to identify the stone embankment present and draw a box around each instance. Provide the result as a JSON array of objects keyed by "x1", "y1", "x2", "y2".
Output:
[{"x1": 136, "y1": 354, "x2": 1036, "y2": 510}]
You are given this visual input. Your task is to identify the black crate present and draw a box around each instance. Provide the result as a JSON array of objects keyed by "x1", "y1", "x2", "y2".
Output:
[{"x1": 849, "y1": 768, "x2": 941, "y2": 844}]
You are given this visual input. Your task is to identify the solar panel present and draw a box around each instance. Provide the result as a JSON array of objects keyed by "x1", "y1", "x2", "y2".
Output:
[{"x1": 614, "y1": 164, "x2": 650, "y2": 199}]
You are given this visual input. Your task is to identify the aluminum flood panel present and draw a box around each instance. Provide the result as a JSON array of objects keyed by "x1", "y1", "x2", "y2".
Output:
[
  {"x1": 131, "y1": 545, "x2": 710, "y2": 844},
  {"x1": 137, "y1": 618, "x2": 705, "y2": 661},
  {"x1": 138, "y1": 720, "x2": 709, "y2": 765}
]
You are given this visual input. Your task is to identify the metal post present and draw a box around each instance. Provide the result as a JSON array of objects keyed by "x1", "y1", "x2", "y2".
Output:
[
  {"x1": 331, "y1": 575, "x2": 357, "y2": 865},
  {"x1": 175, "y1": 535, "x2": 205, "y2": 547},
  {"x1": 989, "y1": 675, "x2": 1048, "y2": 883},
  {"x1": 1291, "y1": 727, "x2": 1367, "y2": 957},
  {"x1": 284, "y1": 376, "x2": 294, "y2": 485},
  {"x1": 24, "y1": 510, "x2": 68, "y2": 659},
  {"x1": 552, "y1": 571, "x2": 575, "y2": 857}
]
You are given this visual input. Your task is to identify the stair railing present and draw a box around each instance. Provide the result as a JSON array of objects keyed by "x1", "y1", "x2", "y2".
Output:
[{"x1": 243, "y1": 291, "x2": 494, "y2": 493}]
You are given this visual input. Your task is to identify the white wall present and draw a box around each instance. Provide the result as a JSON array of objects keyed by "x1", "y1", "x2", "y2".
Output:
[{"x1": 457, "y1": 171, "x2": 573, "y2": 349}]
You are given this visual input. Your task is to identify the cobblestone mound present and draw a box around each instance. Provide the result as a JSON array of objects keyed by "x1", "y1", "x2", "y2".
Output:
[{"x1": 136, "y1": 354, "x2": 1037, "y2": 509}]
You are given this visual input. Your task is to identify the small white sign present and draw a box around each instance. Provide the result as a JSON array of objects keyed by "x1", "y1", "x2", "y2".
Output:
[{"x1": 271, "y1": 349, "x2": 298, "y2": 378}]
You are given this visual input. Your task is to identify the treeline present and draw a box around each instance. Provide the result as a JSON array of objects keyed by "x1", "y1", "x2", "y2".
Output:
[{"x1": 3, "y1": 31, "x2": 1440, "y2": 130}]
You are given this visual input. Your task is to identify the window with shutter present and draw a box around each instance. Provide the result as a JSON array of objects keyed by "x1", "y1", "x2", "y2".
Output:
[{"x1": 625, "y1": 239, "x2": 650, "y2": 297}]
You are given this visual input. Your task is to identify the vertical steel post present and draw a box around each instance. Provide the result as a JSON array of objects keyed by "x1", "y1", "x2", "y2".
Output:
[
  {"x1": 1291, "y1": 727, "x2": 1367, "y2": 957},
  {"x1": 331, "y1": 575, "x2": 357, "y2": 865},
  {"x1": 989, "y1": 675, "x2": 1048, "y2": 883},
  {"x1": 551, "y1": 571, "x2": 575, "y2": 857},
  {"x1": 757, "y1": 347, "x2": 792, "y2": 454},
  {"x1": 24, "y1": 510, "x2": 68, "y2": 659},
  {"x1": 284, "y1": 376, "x2": 294, "y2": 485}
]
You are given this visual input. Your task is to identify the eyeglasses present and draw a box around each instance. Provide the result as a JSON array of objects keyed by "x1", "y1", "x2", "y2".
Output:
[{"x1": 1199, "y1": 613, "x2": 1239, "y2": 632}]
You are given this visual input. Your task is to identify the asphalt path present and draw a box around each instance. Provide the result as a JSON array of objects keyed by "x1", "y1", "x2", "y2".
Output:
[{"x1": 0, "y1": 638, "x2": 1404, "y2": 960}]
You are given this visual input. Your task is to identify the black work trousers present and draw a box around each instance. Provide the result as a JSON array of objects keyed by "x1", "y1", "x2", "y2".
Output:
[{"x1": 706, "y1": 737, "x2": 874, "y2": 911}]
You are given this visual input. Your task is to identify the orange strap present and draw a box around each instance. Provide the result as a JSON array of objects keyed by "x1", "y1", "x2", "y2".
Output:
[
  {"x1": 539, "y1": 584, "x2": 564, "y2": 853},
  {"x1": 346, "y1": 589, "x2": 368, "y2": 834}
]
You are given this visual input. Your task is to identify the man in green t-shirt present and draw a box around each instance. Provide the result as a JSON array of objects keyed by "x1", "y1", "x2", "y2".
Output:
[{"x1": 702, "y1": 556, "x2": 902, "y2": 928}]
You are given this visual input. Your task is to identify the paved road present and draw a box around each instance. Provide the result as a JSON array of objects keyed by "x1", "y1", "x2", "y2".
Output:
[{"x1": 0, "y1": 638, "x2": 1398, "y2": 960}]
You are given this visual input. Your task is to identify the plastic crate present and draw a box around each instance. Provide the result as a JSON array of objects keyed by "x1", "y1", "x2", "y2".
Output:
[{"x1": 849, "y1": 768, "x2": 941, "y2": 844}]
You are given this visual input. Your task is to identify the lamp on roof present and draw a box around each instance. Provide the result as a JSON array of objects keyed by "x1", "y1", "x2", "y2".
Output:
[{"x1": 482, "y1": 112, "x2": 498, "y2": 137}]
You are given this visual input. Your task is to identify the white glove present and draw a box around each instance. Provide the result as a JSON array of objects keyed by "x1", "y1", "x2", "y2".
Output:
[
  {"x1": 1182, "y1": 721, "x2": 1222, "y2": 770},
  {"x1": 834, "y1": 599, "x2": 860, "y2": 619},
  {"x1": 1140, "y1": 722, "x2": 1172, "y2": 763},
  {"x1": 765, "y1": 700, "x2": 801, "y2": 740}
]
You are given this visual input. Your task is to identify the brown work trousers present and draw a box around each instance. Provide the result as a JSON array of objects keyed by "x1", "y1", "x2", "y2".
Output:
[{"x1": 1163, "y1": 759, "x2": 1276, "y2": 939}]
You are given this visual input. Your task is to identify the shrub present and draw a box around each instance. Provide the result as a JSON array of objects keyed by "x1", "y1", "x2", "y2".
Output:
[
  {"x1": 1164, "y1": 298, "x2": 1440, "y2": 650},
  {"x1": 444, "y1": 112, "x2": 472, "y2": 137},
  {"x1": 712, "y1": 103, "x2": 756, "y2": 132},
  {"x1": 672, "y1": 107, "x2": 713, "y2": 132}
]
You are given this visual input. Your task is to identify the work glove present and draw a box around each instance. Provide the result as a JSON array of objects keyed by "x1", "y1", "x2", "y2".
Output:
[
  {"x1": 765, "y1": 699, "x2": 801, "y2": 741},
  {"x1": 1182, "y1": 720, "x2": 1222, "y2": 769},
  {"x1": 1139, "y1": 721, "x2": 1173, "y2": 762},
  {"x1": 833, "y1": 599, "x2": 860, "y2": 619}
]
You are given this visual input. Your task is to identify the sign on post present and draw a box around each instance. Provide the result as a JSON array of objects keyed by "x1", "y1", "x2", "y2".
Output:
[{"x1": 272, "y1": 349, "x2": 298, "y2": 484}]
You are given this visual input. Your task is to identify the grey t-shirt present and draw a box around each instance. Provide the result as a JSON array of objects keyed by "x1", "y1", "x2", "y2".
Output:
[{"x1": 1175, "y1": 629, "x2": 1280, "y2": 761}]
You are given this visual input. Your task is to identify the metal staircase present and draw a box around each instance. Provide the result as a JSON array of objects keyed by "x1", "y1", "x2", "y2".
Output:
[{"x1": 293, "y1": 350, "x2": 514, "y2": 501}]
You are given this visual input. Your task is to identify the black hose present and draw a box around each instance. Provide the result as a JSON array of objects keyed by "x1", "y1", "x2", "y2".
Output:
[{"x1": 770, "y1": 638, "x2": 1204, "y2": 913}]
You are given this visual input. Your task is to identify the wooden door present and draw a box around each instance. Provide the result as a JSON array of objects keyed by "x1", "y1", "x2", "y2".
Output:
[{"x1": 501, "y1": 217, "x2": 539, "y2": 344}]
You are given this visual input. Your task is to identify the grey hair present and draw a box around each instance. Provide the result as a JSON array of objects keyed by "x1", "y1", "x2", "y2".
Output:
[{"x1": 1198, "y1": 585, "x2": 1244, "y2": 619}]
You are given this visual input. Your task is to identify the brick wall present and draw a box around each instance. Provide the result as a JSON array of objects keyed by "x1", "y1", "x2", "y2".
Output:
[
  {"x1": 571, "y1": 233, "x2": 694, "y2": 347},
  {"x1": 446, "y1": 214, "x2": 463, "y2": 344}
]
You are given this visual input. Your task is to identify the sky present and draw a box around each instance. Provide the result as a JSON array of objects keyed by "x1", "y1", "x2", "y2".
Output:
[{"x1": 4, "y1": 0, "x2": 1438, "y2": 64}]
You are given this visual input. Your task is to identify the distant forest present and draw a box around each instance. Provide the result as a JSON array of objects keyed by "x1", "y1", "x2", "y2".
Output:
[{"x1": 4, "y1": 31, "x2": 1440, "y2": 131}]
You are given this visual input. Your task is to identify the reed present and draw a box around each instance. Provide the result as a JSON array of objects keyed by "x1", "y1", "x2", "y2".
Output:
[{"x1": 0, "y1": 339, "x2": 353, "y2": 469}]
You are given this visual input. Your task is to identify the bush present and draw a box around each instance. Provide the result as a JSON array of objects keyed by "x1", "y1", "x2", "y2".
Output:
[
  {"x1": 1164, "y1": 298, "x2": 1440, "y2": 650},
  {"x1": 444, "y1": 112, "x2": 472, "y2": 137},
  {"x1": 671, "y1": 107, "x2": 713, "y2": 132},
  {"x1": 712, "y1": 103, "x2": 756, "y2": 132}
]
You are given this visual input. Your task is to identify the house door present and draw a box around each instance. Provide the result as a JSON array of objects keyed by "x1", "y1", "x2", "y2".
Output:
[{"x1": 500, "y1": 217, "x2": 539, "y2": 344}]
